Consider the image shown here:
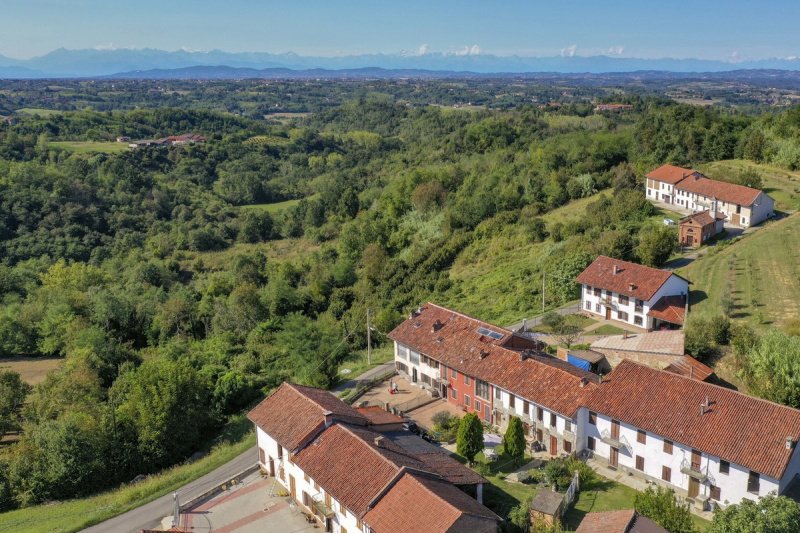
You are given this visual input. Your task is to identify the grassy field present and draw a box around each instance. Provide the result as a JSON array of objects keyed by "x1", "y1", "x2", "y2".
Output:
[
  {"x1": 49, "y1": 141, "x2": 130, "y2": 154},
  {"x1": 185, "y1": 237, "x2": 321, "y2": 272},
  {"x1": 700, "y1": 159, "x2": 800, "y2": 212},
  {"x1": 238, "y1": 198, "x2": 304, "y2": 214},
  {"x1": 0, "y1": 416, "x2": 255, "y2": 533},
  {"x1": 678, "y1": 213, "x2": 800, "y2": 330},
  {"x1": 15, "y1": 108, "x2": 62, "y2": 117},
  {"x1": 337, "y1": 344, "x2": 395, "y2": 386},
  {"x1": 590, "y1": 324, "x2": 627, "y2": 336},
  {"x1": 0, "y1": 357, "x2": 61, "y2": 385}
]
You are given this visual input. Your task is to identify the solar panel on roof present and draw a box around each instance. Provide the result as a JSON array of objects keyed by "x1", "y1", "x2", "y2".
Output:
[{"x1": 476, "y1": 327, "x2": 504, "y2": 340}]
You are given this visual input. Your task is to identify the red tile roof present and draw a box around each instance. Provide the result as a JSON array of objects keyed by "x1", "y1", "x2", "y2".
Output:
[
  {"x1": 575, "y1": 510, "x2": 667, "y2": 533},
  {"x1": 677, "y1": 174, "x2": 762, "y2": 207},
  {"x1": 389, "y1": 303, "x2": 599, "y2": 417},
  {"x1": 680, "y1": 210, "x2": 725, "y2": 227},
  {"x1": 646, "y1": 164, "x2": 701, "y2": 185},
  {"x1": 364, "y1": 473, "x2": 500, "y2": 533},
  {"x1": 357, "y1": 406, "x2": 405, "y2": 426},
  {"x1": 246, "y1": 382, "x2": 367, "y2": 451},
  {"x1": 586, "y1": 360, "x2": 800, "y2": 480},
  {"x1": 664, "y1": 356, "x2": 714, "y2": 382},
  {"x1": 647, "y1": 295, "x2": 687, "y2": 325},
  {"x1": 576, "y1": 256, "x2": 686, "y2": 301},
  {"x1": 292, "y1": 423, "x2": 484, "y2": 518}
]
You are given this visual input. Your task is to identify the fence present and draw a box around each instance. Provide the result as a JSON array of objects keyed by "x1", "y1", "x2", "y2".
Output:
[{"x1": 563, "y1": 470, "x2": 581, "y2": 510}]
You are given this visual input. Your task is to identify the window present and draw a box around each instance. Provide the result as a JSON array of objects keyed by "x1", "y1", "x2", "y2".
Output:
[
  {"x1": 617, "y1": 310, "x2": 629, "y2": 321},
  {"x1": 550, "y1": 413, "x2": 556, "y2": 428},
  {"x1": 509, "y1": 395, "x2": 516, "y2": 409},
  {"x1": 451, "y1": 388, "x2": 457, "y2": 400},
  {"x1": 594, "y1": 288, "x2": 601, "y2": 297},
  {"x1": 475, "y1": 400, "x2": 481, "y2": 413},
  {"x1": 662, "y1": 466, "x2": 671, "y2": 482},
  {"x1": 586, "y1": 286, "x2": 592, "y2": 295},
  {"x1": 635, "y1": 455, "x2": 644, "y2": 471},
  {"x1": 409, "y1": 349, "x2": 420, "y2": 365},
  {"x1": 719, "y1": 460, "x2": 730, "y2": 474},
  {"x1": 710, "y1": 485, "x2": 721, "y2": 501},
  {"x1": 356, "y1": 519, "x2": 364, "y2": 531},
  {"x1": 340, "y1": 503, "x2": 346, "y2": 514},
  {"x1": 564, "y1": 440, "x2": 572, "y2": 453},
  {"x1": 537, "y1": 407, "x2": 544, "y2": 422},
  {"x1": 637, "y1": 430, "x2": 646, "y2": 444},
  {"x1": 495, "y1": 387, "x2": 502, "y2": 400},
  {"x1": 523, "y1": 401, "x2": 530, "y2": 416},
  {"x1": 748, "y1": 471, "x2": 760, "y2": 494},
  {"x1": 325, "y1": 493, "x2": 332, "y2": 508},
  {"x1": 464, "y1": 374, "x2": 470, "y2": 385},
  {"x1": 634, "y1": 315, "x2": 643, "y2": 326},
  {"x1": 611, "y1": 420, "x2": 620, "y2": 439},
  {"x1": 585, "y1": 300, "x2": 591, "y2": 310},
  {"x1": 464, "y1": 395, "x2": 471, "y2": 407},
  {"x1": 314, "y1": 481, "x2": 320, "y2": 491},
  {"x1": 475, "y1": 379, "x2": 490, "y2": 400},
  {"x1": 304, "y1": 473, "x2": 310, "y2": 483},
  {"x1": 303, "y1": 491, "x2": 311, "y2": 507},
  {"x1": 635, "y1": 299, "x2": 644, "y2": 312},
  {"x1": 618, "y1": 295, "x2": 629, "y2": 305},
  {"x1": 451, "y1": 368, "x2": 457, "y2": 379},
  {"x1": 397, "y1": 345, "x2": 408, "y2": 360},
  {"x1": 588, "y1": 437, "x2": 596, "y2": 451},
  {"x1": 565, "y1": 420, "x2": 572, "y2": 432},
  {"x1": 663, "y1": 440, "x2": 673, "y2": 454},
  {"x1": 589, "y1": 411, "x2": 597, "y2": 425},
  {"x1": 595, "y1": 303, "x2": 601, "y2": 313}
]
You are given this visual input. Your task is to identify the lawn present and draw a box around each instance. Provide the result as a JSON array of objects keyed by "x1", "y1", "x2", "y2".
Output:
[
  {"x1": 0, "y1": 357, "x2": 61, "y2": 385},
  {"x1": 337, "y1": 344, "x2": 395, "y2": 385},
  {"x1": 15, "y1": 108, "x2": 62, "y2": 117},
  {"x1": 238, "y1": 195, "x2": 320, "y2": 215},
  {"x1": 49, "y1": 141, "x2": 130, "y2": 154},
  {"x1": 700, "y1": 159, "x2": 800, "y2": 212},
  {"x1": 590, "y1": 324, "x2": 627, "y2": 336},
  {"x1": 0, "y1": 416, "x2": 255, "y2": 533},
  {"x1": 678, "y1": 212, "x2": 800, "y2": 331}
]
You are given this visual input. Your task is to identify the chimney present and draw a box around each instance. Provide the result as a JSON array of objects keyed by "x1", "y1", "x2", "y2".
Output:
[
  {"x1": 431, "y1": 319, "x2": 443, "y2": 333},
  {"x1": 520, "y1": 349, "x2": 534, "y2": 362},
  {"x1": 579, "y1": 377, "x2": 588, "y2": 388},
  {"x1": 787, "y1": 437, "x2": 795, "y2": 451},
  {"x1": 612, "y1": 265, "x2": 619, "y2": 275},
  {"x1": 374, "y1": 435, "x2": 385, "y2": 448},
  {"x1": 479, "y1": 349, "x2": 489, "y2": 360},
  {"x1": 628, "y1": 283, "x2": 636, "y2": 291},
  {"x1": 323, "y1": 410, "x2": 334, "y2": 427}
]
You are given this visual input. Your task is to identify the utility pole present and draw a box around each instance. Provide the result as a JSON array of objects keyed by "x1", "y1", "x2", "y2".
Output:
[
  {"x1": 542, "y1": 271, "x2": 546, "y2": 312},
  {"x1": 366, "y1": 308, "x2": 372, "y2": 366}
]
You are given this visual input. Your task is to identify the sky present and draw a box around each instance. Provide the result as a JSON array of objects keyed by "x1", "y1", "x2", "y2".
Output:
[{"x1": 2, "y1": 0, "x2": 799, "y2": 61}]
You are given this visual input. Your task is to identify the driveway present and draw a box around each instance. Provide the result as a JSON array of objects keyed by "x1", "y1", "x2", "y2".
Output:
[{"x1": 82, "y1": 449, "x2": 259, "y2": 533}]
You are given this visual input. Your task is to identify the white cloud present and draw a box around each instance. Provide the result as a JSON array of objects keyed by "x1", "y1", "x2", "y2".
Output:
[
  {"x1": 561, "y1": 44, "x2": 578, "y2": 57},
  {"x1": 453, "y1": 44, "x2": 481, "y2": 56},
  {"x1": 94, "y1": 43, "x2": 116, "y2": 51},
  {"x1": 786, "y1": 55, "x2": 799, "y2": 61},
  {"x1": 418, "y1": 43, "x2": 429, "y2": 55},
  {"x1": 729, "y1": 50, "x2": 743, "y2": 62},
  {"x1": 606, "y1": 45, "x2": 625, "y2": 56}
]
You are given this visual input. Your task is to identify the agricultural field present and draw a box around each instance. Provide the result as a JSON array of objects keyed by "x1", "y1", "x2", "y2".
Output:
[
  {"x1": 678, "y1": 213, "x2": 800, "y2": 330},
  {"x1": 700, "y1": 159, "x2": 800, "y2": 212},
  {"x1": 0, "y1": 357, "x2": 61, "y2": 385},
  {"x1": 15, "y1": 107, "x2": 62, "y2": 116},
  {"x1": 48, "y1": 141, "x2": 130, "y2": 154},
  {"x1": 238, "y1": 198, "x2": 303, "y2": 214}
]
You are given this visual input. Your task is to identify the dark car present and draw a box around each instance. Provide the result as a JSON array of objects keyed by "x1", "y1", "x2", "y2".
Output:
[{"x1": 402, "y1": 421, "x2": 420, "y2": 434}]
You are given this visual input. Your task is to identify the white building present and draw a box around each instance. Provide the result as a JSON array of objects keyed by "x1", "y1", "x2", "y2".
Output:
[
  {"x1": 248, "y1": 382, "x2": 499, "y2": 533},
  {"x1": 585, "y1": 360, "x2": 800, "y2": 509},
  {"x1": 576, "y1": 256, "x2": 689, "y2": 330},
  {"x1": 645, "y1": 164, "x2": 774, "y2": 228}
]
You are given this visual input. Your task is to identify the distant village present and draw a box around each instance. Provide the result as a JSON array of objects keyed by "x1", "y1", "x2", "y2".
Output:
[{"x1": 116, "y1": 133, "x2": 207, "y2": 149}]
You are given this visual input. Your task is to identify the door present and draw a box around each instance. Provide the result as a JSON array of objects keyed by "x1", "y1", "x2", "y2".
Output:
[
  {"x1": 484, "y1": 404, "x2": 490, "y2": 421},
  {"x1": 605, "y1": 307, "x2": 612, "y2": 320},
  {"x1": 412, "y1": 368, "x2": 418, "y2": 383},
  {"x1": 258, "y1": 447, "x2": 266, "y2": 466},
  {"x1": 688, "y1": 477, "x2": 700, "y2": 498},
  {"x1": 611, "y1": 420, "x2": 620, "y2": 440},
  {"x1": 289, "y1": 475, "x2": 296, "y2": 500},
  {"x1": 731, "y1": 213, "x2": 741, "y2": 226},
  {"x1": 268, "y1": 457, "x2": 275, "y2": 477},
  {"x1": 441, "y1": 383, "x2": 448, "y2": 398},
  {"x1": 550, "y1": 435, "x2": 558, "y2": 456},
  {"x1": 536, "y1": 429, "x2": 544, "y2": 443},
  {"x1": 691, "y1": 449, "x2": 701, "y2": 470},
  {"x1": 687, "y1": 235, "x2": 694, "y2": 247},
  {"x1": 609, "y1": 447, "x2": 619, "y2": 468}
]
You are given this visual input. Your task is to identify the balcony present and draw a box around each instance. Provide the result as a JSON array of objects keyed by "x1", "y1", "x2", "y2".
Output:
[
  {"x1": 680, "y1": 459, "x2": 715, "y2": 485},
  {"x1": 312, "y1": 493, "x2": 335, "y2": 518},
  {"x1": 600, "y1": 429, "x2": 631, "y2": 453}
]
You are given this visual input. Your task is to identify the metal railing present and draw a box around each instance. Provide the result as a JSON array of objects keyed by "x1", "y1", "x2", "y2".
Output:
[
  {"x1": 600, "y1": 429, "x2": 632, "y2": 453},
  {"x1": 680, "y1": 459, "x2": 715, "y2": 485},
  {"x1": 312, "y1": 493, "x2": 335, "y2": 518}
]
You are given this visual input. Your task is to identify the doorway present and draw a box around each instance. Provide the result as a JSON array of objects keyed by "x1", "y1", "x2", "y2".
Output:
[
  {"x1": 550, "y1": 435, "x2": 558, "y2": 456},
  {"x1": 441, "y1": 383, "x2": 448, "y2": 398},
  {"x1": 289, "y1": 475, "x2": 296, "y2": 500},
  {"x1": 605, "y1": 307, "x2": 612, "y2": 320},
  {"x1": 609, "y1": 447, "x2": 619, "y2": 468},
  {"x1": 688, "y1": 477, "x2": 700, "y2": 498},
  {"x1": 412, "y1": 368, "x2": 417, "y2": 383},
  {"x1": 268, "y1": 457, "x2": 275, "y2": 477}
]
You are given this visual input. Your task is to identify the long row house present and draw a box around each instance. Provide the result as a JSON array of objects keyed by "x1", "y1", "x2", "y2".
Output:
[{"x1": 390, "y1": 303, "x2": 800, "y2": 512}]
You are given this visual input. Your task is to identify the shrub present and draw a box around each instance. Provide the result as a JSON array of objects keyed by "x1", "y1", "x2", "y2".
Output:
[
  {"x1": 525, "y1": 468, "x2": 546, "y2": 484},
  {"x1": 544, "y1": 459, "x2": 572, "y2": 491},
  {"x1": 456, "y1": 412, "x2": 484, "y2": 464},
  {"x1": 634, "y1": 486, "x2": 695, "y2": 533},
  {"x1": 503, "y1": 416, "x2": 526, "y2": 466},
  {"x1": 432, "y1": 410, "x2": 455, "y2": 430}
]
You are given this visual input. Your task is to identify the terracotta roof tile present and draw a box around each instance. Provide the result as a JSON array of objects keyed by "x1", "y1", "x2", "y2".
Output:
[
  {"x1": 585, "y1": 360, "x2": 800, "y2": 480},
  {"x1": 646, "y1": 164, "x2": 701, "y2": 185},
  {"x1": 246, "y1": 382, "x2": 367, "y2": 451},
  {"x1": 647, "y1": 295, "x2": 687, "y2": 325},
  {"x1": 357, "y1": 406, "x2": 405, "y2": 426},
  {"x1": 293, "y1": 423, "x2": 485, "y2": 518},
  {"x1": 664, "y1": 356, "x2": 714, "y2": 382},
  {"x1": 575, "y1": 510, "x2": 667, "y2": 533},
  {"x1": 680, "y1": 210, "x2": 725, "y2": 227},
  {"x1": 364, "y1": 473, "x2": 500, "y2": 533},
  {"x1": 677, "y1": 174, "x2": 762, "y2": 207},
  {"x1": 576, "y1": 256, "x2": 686, "y2": 301},
  {"x1": 389, "y1": 303, "x2": 599, "y2": 417}
]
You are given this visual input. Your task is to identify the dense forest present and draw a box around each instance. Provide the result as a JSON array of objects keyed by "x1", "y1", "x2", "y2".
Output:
[{"x1": 0, "y1": 79, "x2": 799, "y2": 511}]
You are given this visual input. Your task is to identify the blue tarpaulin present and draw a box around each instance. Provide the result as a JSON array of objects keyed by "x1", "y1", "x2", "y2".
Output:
[{"x1": 567, "y1": 354, "x2": 591, "y2": 371}]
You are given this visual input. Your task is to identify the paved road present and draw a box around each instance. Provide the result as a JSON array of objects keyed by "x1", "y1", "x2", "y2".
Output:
[
  {"x1": 81, "y1": 446, "x2": 257, "y2": 533},
  {"x1": 505, "y1": 301, "x2": 580, "y2": 332},
  {"x1": 333, "y1": 361, "x2": 395, "y2": 395}
]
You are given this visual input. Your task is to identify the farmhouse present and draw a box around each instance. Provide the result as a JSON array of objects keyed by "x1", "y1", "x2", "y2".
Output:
[
  {"x1": 576, "y1": 256, "x2": 689, "y2": 331},
  {"x1": 389, "y1": 303, "x2": 601, "y2": 457},
  {"x1": 590, "y1": 330, "x2": 686, "y2": 369},
  {"x1": 585, "y1": 360, "x2": 800, "y2": 509},
  {"x1": 248, "y1": 382, "x2": 499, "y2": 533},
  {"x1": 679, "y1": 210, "x2": 725, "y2": 248},
  {"x1": 645, "y1": 164, "x2": 774, "y2": 228}
]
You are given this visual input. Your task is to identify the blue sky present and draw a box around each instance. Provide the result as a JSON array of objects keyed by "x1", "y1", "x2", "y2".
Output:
[{"x1": 2, "y1": 0, "x2": 799, "y2": 60}]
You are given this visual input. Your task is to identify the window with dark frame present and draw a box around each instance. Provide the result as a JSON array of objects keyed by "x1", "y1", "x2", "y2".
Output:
[
  {"x1": 475, "y1": 379, "x2": 490, "y2": 400},
  {"x1": 748, "y1": 471, "x2": 760, "y2": 494},
  {"x1": 550, "y1": 413, "x2": 556, "y2": 428},
  {"x1": 523, "y1": 401, "x2": 530, "y2": 416},
  {"x1": 509, "y1": 395, "x2": 515, "y2": 409},
  {"x1": 464, "y1": 395, "x2": 471, "y2": 407},
  {"x1": 618, "y1": 295, "x2": 629, "y2": 305},
  {"x1": 662, "y1": 466, "x2": 671, "y2": 482},
  {"x1": 719, "y1": 460, "x2": 730, "y2": 474},
  {"x1": 589, "y1": 411, "x2": 597, "y2": 425},
  {"x1": 564, "y1": 440, "x2": 572, "y2": 453},
  {"x1": 663, "y1": 440, "x2": 673, "y2": 454},
  {"x1": 635, "y1": 455, "x2": 644, "y2": 471},
  {"x1": 710, "y1": 485, "x2": 721, "y2": 501},
  {"x1": 537, "y1": 407, "x2": 544, "y2": 422},
  {"x1": 637, "y1": 430, "x2": 646, "y2": 444},
  {"x1": 588, "y1": 436, "x2": 596, "y2": 451}
]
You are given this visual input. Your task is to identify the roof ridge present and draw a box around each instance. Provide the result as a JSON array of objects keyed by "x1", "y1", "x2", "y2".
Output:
[
  {"x1": 521, "y1": 351, "x2": 600, "y2": 384},
  {"x1": 425, "y1": 302, "x2": 513, "y2": 334},
  {"x1": 617, "y1": 360, "x2": 800, "y2": 412},
  {"x1": 285, "y1": 382, "x2": 336, "y2": 414},
  {"x1": 337, "y1": 423, "x2": 410, "y2": 473}
]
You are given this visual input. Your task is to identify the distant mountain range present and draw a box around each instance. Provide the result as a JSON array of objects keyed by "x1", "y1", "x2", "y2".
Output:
[{"x1": 1, "y1": 48, "x2": 800, "y2": 78}]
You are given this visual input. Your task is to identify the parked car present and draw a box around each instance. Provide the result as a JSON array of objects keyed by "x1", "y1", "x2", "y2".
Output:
[{"x1": 402, "y1": 421, "x2": 420, "y2": 434}]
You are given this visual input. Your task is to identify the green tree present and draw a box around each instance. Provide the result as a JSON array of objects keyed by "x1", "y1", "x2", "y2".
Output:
[
  {"x1": 634, "y1": 486, "x2": 695, "y2": 533},
  {"x1": 636, "y1": 225, "x2": 677, "y2": 267},
  {"x1": 456, "y1": 412, "x2": 483, "y2": 465},
  {"x1": 503, "y1": 416, "x2": 526, "y2": 466},
  {"x1": 741, "y1": 331, "x2": 800, "y2": 408},
  {"x1": 0, "y1": 371, "x2": 31, "y2": 434},
  {"x1": 709, "y1": 494, "x2": 800, "y2": 533}
]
